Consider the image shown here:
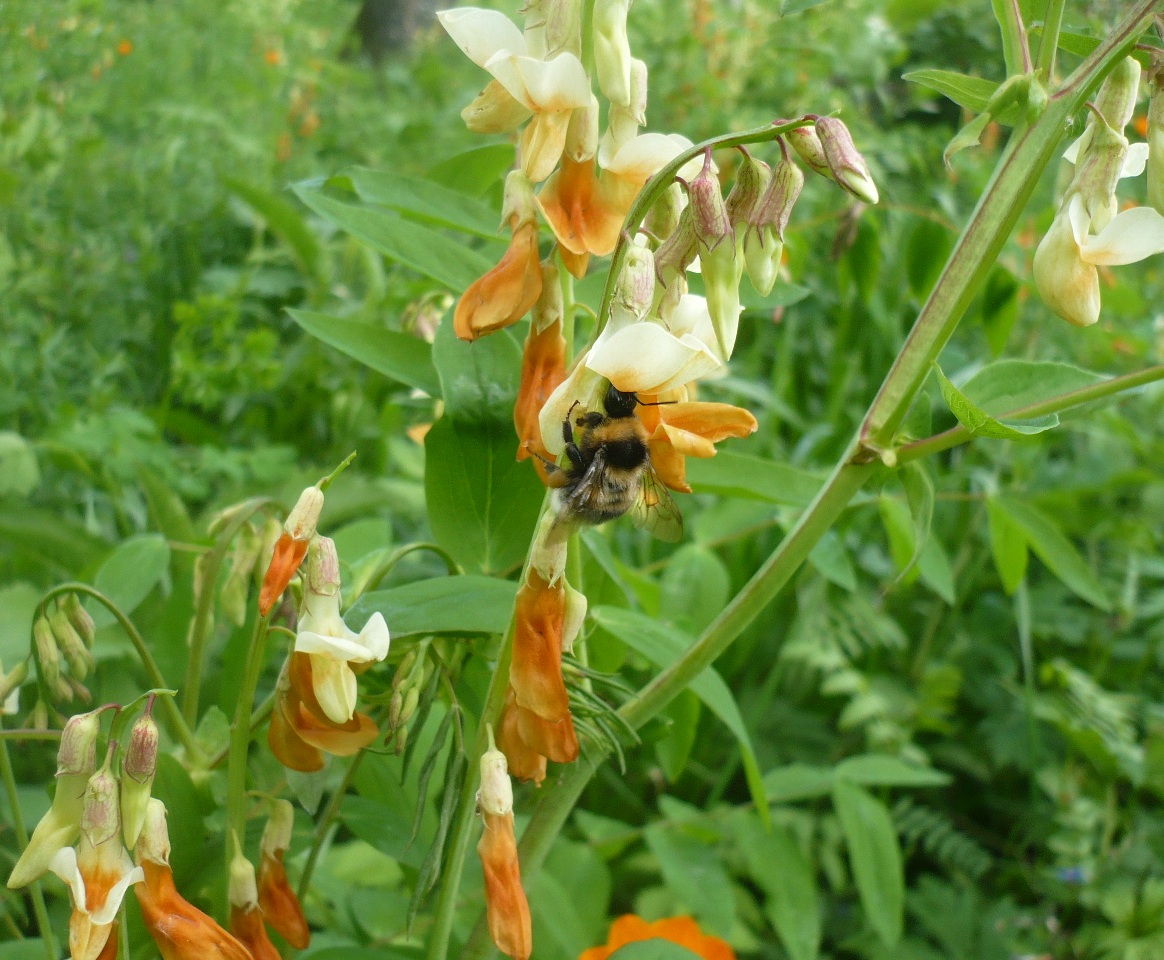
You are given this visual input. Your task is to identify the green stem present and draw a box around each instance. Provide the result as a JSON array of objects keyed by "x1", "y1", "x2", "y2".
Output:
[
  {"x1": 297, "y1": 750, "x2": 366, "y2": 900},
  {"x1": 992, "y1": 0, "x2": 1031, "y2": 75},
  {"x1": 225, "y1": 611, "x2": 271, "y2": 880},
  {"x1": 0, "y1": 729, "x2": 61, "y2": 741},
  {"x1": 1015, "y1": 580, "x2": 1040, "y2": 811},
  {"x1": 37, "y1": 583, "x2": 200, "y2": 760},
  {"x1": 0, "y1": 727, "x2": 57, "y2": 960},
  {"x1": 1035, "y1": 0, "x2": 1068, "y2": 79},
  {"x1": 898, "y1": 363, "x2": 1164, "y2": 462},
  {"x1": 183, "y1": 497, "x2": 274, "y2": 727}
]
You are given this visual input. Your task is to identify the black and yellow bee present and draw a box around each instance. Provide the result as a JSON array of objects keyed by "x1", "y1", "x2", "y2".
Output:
[{"x1": 534, "y1": 383, "x2": 683, "y2": 542}]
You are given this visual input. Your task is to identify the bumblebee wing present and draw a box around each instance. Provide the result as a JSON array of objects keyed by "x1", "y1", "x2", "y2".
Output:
[
  {"x1": 558, "y1": 450, "x2": 618, "y2": 519},
  {"x1": 630, "y1": 466, "x2": 684, "y2": 542}
]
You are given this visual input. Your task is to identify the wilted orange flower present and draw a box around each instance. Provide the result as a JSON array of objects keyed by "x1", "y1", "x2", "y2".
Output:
[
  {"x1": 455, "y1": 218, "x2": 543, "y2": 341},
  {"x1": 257, "y1": 801, "x2": 310, "y2": 949},
  {"x1": 496, "y1": 571, "x2": 579, "y2": 783},
  {"x1": 229, "y1": 849, "x2": 280, "y2": 960},
  {"x1": 477, "y1": 740, "x2": 532, "y2": 960},
  {"x1": 515, "y1": 316, "x2": 567, "y2": 477},
  {"x1": 134, "y1": 801, "x2": 252, "y2": 960},
  {"x1": 268, "y1": 652, "x2": 379, "y2": 772},
  {"x1": 579, "y1": 915, "x2": 735, "y2": 960},
  {"x1": 259, "y1": 485, "x2": 323, "y2": 615},
  {"x1": 637, "y1": 395, "x2": 757, "y2": 493}
]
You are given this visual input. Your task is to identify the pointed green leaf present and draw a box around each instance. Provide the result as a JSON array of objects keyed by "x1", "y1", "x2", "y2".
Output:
[
  {"x1": 833, "y1": 779, "x2": 904, "y2": 947},
  {"x1": 345, "y1": 576, "x2": 518, "y2": 638},
  {"x1": 835, "y1": 754, "x2": 951, "y2": 788},
  {"x1": 900, "y1": 462, "x2": 934, "y2": 578},
  {"x1": 685, "y1": 452, "x2": 822, "y2": 506},
  {"x1": 645, "y1": 824, "x2": 735, "y2": 935},
  {"x1": 936, "y1": 366, "x2": 1060, "y2": 439},
  {"x1": 609, "y1": 944, "x2": 703, "y2": 960},
  {"x1": 223, "y1": 176, "x2": 325, "y2": 281},
  {"x1": 89, "y1": 534, "x2": 171, "y2": 629},
  {"x1": 986, "y1": 497, "x2": 1028, "y2": 594},
  {"x1": 287, "y1": 308, "x2": 439, "y2": 396},
  {"x1": 959, "y1": 360, "x2": 1104, "y2": 417},
  {"x1": 903, "y1": 69, "x2": 998, "y2": 112},
  {"x1": 345, "y1": 167, "x2": 504, "y2": 240},
  {"x1": 737, "y1": 813, "x2": 821, "y2": 960}
]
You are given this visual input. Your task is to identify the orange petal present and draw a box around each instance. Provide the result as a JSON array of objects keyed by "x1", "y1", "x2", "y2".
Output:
[
  {"x1": 135, "y1": 861, "x2": 253, "y2": 960},
  {"x1": 496, "y1": 692, "x2": 547, "y2": 785},
  {"x1": 558, "y1": 247, "x2": 590, "y2": 278},
  {"x1": 660, "y1": 423, "x2": 717, "y2": 458},
  {"x1": 658, "y1": 402, "x2": 758, "y2": 444},
  {"x1": 536, "y1": 157, "x2": 626, "y2": 256},
  {"x1": 288, "y1": 654, "x2": 379, "y2": 757},
  {"x1": 478, "y1": 811, "x2": 532, "y2": 960},
  {"x1": 259, "y1": 533, "x2": 309, "y2": 616},
  {"x1": 515, "y1": 318, "x2": 567, "y2": 468},
  {"x1": 230, "y1": 904, "x2": 281, "y2": 960},
  {"x1": 648, "y1": 438, "x2": 691, "y2": 494},
  {"x1": 455, "y1": 220, "x2": 543, "y2": 341},
  {"x1": 510, "y1": 572, "x2": 570, "y2": 722},
  {"x1": 580, "y1": 914, "x2": 736, "y2": 960},
  {"x1": 515, "y1": 703, "x2": 578, "y2": 764},
  {"x1": 268, "y1": 694, "x2": 325, "y2": 773},
  {"x1": 258, "y1": 852, "x2": 310, "y2": 949}
]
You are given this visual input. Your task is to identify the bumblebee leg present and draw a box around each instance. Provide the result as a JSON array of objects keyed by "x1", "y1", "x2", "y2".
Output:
[
  {"x1": 560, "y1": 412, "x2": 575, "y2": 448},
  {"x1": 524, "y1": 444, "x2": 573, "y2": 489},
  {"x1": 564, "y1": 442, "x2": 585, "y2": 472}
]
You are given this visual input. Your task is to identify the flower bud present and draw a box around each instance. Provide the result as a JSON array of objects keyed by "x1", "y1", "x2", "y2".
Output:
[
  {"x1": 391, "y1": 648, "x2": 419, "y2": 693},
  {"x1": 701, "y1": 236, "x2": 745, "y2": 359},
  {"x1": 644, "y1": 182, "x2": 685, "y2": 243},
  {"x1": 303, "y1": 535, "x2": 342, "y2": 600},
  {"x1": 786, "y1": 124, "x2": 831, "y2": 177},
  {"x1": 462, "y1": 79, "x2": 533, "y2": 134},
  {"x1": 1149, "y1": 85, "x2": 1164, "y2": 216},
  {"x1": 593, "y1": 0, "x2": 632, "y2": 107},
  {"x1": 0, "y1": 659, "x2": 27, "y2": 714},
  {"x1": 725, "y1": 153, "x2": 770, "y2": 229},
  {"x1": 687, "y1": 152, "x2": 732, "y2": 252},
  {"x1": 478, "y1": 743, "x2": 513, "y2": 818},
  {"x1": 135, "y1": 797, "x2": 171, "y2": 865},
  {"x1": 398, "y1": 687, "x2": 420, "y2": 728},
  {"x1": 392, "y1": 726, "x2": 408, "y2": 755},
  {"x1": 81, "y1": 760, "x2": 121, "y2": 848},
  {"x1": 62, "y1": 593, "x2": 96, "y2": 648},
  {"x1": 612, "y1": 238, "x2": 656, "y2": 323},
  {"x1": 753, "y1": 149, "x2": 805, "y2": 243},
  {"x1": 122, "y1": 714, "x2": 158, "y2": 847},
  {"x1": 228, "y1": 847, "x2": 259, "y2": 910},
  {"x1": 565, "y1": 95, "x2": 600, "y2": 163},
  {"x1": 653, "y1": 205, "x2": 698, "y2": 287},
  {"x1": 743, "y1": 230, "x2": 782, "y2": 298},
  {"x1": 598, "y1": 58, "x2": 649, "y2": 166},
  {"x1": 501, "y1": 170, "x2": 539, "y2": 231},
  {"x1": 50, "y1": 607, "x2": 93, "y2": 681},
  {"x1": 1094, "y1": 56, "x2": 1141, "y2": 132},
  {"x1": 261, "y1": 799, "x2": 295, "y2": 861},
  {"x1": 58, "y1": 710, "x2": 101, "y2": 777},
  {"x1": 814, "y1": 116, "x2": 879, "y2": 204},
  {"x1": 33, "y1": 616, "x2": 60, "y2": 693},
  {"x1": 222, "y1": 526, "x2": 263, "y2": 627}
]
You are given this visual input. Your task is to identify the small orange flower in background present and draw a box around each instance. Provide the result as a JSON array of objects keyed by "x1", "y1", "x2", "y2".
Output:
[
  {"x1": 257, "y1": 800, "x2": 310, "y2": 949},
  {"x1": 134, "y1": 800, "x2": 252, "y2": 960},
  {"x1": 579, "y1": 915, "x2": 735, "y2": 960},
  {"x1": 637, "y1": 395, "x2": 758, "y2": 493},
  {"x1": 477, "y1": 736, "x2": 532, "y2": 960},
  {"x1": 116, "y1": 39, "x2": 133, "y2": 56},
  {"x1": 263, "y1": 48, "x2": 283, "y2": 66}
]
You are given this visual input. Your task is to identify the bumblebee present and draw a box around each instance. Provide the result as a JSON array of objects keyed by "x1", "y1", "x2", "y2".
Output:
[{"x1": 535, "y1": 383, "x2": 683, "y2": 542}]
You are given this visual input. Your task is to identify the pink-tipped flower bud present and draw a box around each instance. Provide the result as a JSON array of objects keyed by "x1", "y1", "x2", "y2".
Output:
[
  {"x1": 81, "y1": 760, "x2": 121, "y2": 848},
  {"x1": 123, "y1": 714, "x2": 161, "y2": 846},
  {"x1": 612, "y1": 238, "x2": 657, "y2": 322},
  {"x1": 786, "y1": 124, "x2": 831, "y2": 177},
  {"x1": 57, "y1": 710, "x2": 100, "y2": 778},
  {"x1": 687, "y1": 152, "x2": 732, "y2": 253},
  {"x1": 303, "y1": 536, "x2": 342, "y2": 601},
  {"x1": 284, "y1": 486, "x2": 324, "y2": 542},
  {"x1": 501, "y1": 170, "x2": 539, "y2": 231},
  {"x1": 814, "y1": 116, "x2": 879, "y2": 204},
  {"x1": 644, "y1": 182, "x2": 685, "y2": 243},
  {"x1": 753, "y1": 150, "x2": 805, "y2": 243},
  {"x1": 653, "y1": 204, "x2": 698, "y2": 286},
  {"x1": 725, "y1": 153, "x2": 771, "y2": 229}
]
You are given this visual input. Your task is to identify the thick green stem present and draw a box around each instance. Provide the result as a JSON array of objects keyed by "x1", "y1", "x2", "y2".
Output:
[
  {"x1": 183, "y1": 497, "x2": 273, "y2": 727},
  {"x1": 0, "y1": 728, "x2": 57, "y2": 960},
  {"x1": 37, "y1": 583, "x2": 200, "y2": 760},
  {"x1": 897, "y1": 363, "x2": 1164, "y2": 463},
  {"x1": 225, "y1": 611, "x2": 271, "y2": 880}
]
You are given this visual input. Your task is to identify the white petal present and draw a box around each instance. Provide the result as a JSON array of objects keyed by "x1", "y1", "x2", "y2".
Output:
[
  {"x1": 586, "y1": 322, "x2": 721, "y2": 394},
  {"x1": 1080, "y1": 206, "x2": 1164, "y2": 265},
  {"x1": 354, "y1": 613, "x2": 391, "y2": 662},
  {"x1": 295, "y1": 628, "x2": 367, "y2": 663},
  {"x1": 437, "y1": 8, "x2": 525, "y2": 68},
  {"x1": 515, "y1": 53, "x2": 591, "y2": 111},
  {"x1": 539, "y1": 362, "x2": 604, "y2": 456},
  {"x1": 310, "y1": 656, "x2": 358, "y2": 725},
  {"x1": 90, "y1": 862, "x2": 144, "y2": 925},
  {"x1": 1062, "y1": 134, "x2": 1084, "y2": 164},
  {"x1": 606, "y1": 133, "x2": 691, "y2": 183},
  {"x1": 47, "y1": 846, "x2": 86, "y2": 913},
  {"x1": 1121, "y1": 142, "x2": 1149, "y2": 179},
  {"x1": 1033, "y1": 210, "x2": 1100, "y2": 327},
  {"x1": 1067, "y1": 193, "x2": 1090, "y2": 247},
  {"x1": 667, "y1": 293, "x2": 716, "y2": 347}
]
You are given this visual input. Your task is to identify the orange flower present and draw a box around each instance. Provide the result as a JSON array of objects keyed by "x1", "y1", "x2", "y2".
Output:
[
  {"x1": 268, "y1": 652, "x2": 379, "y2": 772},
  {"x1": 455, "y1": 218, "x2": 543, "y2": 340},
  {"x1": 579, "y1": 915, "x2": 735, "y2": 960},
  {"x1": 259, "y1": 485, "x2": 324, "y2": 615},
  {"x1": 257, "y1": 801, "x2": 310, "y2": 949},
  {"x1": 515, "y1": 316, "x2": 567, "y2": 478},
  {"x1": 637, "y1": 396, "x2": 757, "y2": 493},
  {"x1": 134, "y1": 801, "x2": 252, "y2": 960},
  {"x1": 477, "y1": 742, "x2": 532, "y2": 960},
  {"x1": 536, "y1": 157, "x2": 630, "y2": 260},
  {"x1": 229, "y1": 849, "x2": 280, "y2": 960},
  {"x1": 496, "y1": 571, "x2": 579, "y2": 783}
]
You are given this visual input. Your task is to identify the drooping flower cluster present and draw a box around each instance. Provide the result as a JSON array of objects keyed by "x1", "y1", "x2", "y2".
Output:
[
  {"x1": 1034, "y1": 56, "x2": 1164, "y2": 327},
  {"x1": 263, "y1": 486, "x2": 391, "y2": 772}
]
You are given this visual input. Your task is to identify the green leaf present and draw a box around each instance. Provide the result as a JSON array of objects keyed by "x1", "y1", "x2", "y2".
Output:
[
  {"x1": 431, "y1": 315, "x2": 524, "y2": 423},
  {"x1": 899, "y1": 463, "x2": 934, "y2": 579},
  {"x1": 608, "y1": 943, "x2": 704, "y2": 960},
  {"x1": 685, "y1": 451, "x2": 822, "y2": 506},
  {"x1": 89, "y1": 534, "x2": 171, "y2": 629},
  {"x1": 808, "y1": 530, "x2": 857, "y2": 591},
  {"x1": 993, "y1": 498, "x2": 1109, "y2": 610},
  {"x1": 737, "y1": 813, "x2": 821, "y2": 960},
  {"x1": 980, "y1": 267, "x2": 1020, "y2": 355},
  {"x1": 345, "y1": 167, "x2": 503, "y2": 240},
  {"x1": 293, "y1": 182, "x2": 492, "y2": 291},
  {"x1": 287, "y1": 308, "x2": 439, "y2": 396},
  {"x1": 905, "y1": 220, "x2": 953, "y2": 296},
  {"x1": 223, "y1": 176, "x2": 325, "y2": 281},
  {"x1": 943, "y1": 111, "x2": 992, "y2": 166},
  {"x1": 660, "y1": 545, "x2": 730, "y2": 634},
  {"x1": 0, "y1": 942, "x2": 50, "y2": 960},
  {"x1": 0, "y1": 509, "x2": 107, "y2": 575},
  {"x1": 0, "y1": 432, "x2": 39, "y2": 497},
  {"x1": 645, "y1": 824, "x2": 735, "y2": 935},
  {"x1": 428, "y1": 143, "x2": 516, "y2": 196},
  {"x1": 986, "y1": 497, "x2": 1028, "y2": 594},
  {"x1": 959, "y1": 359, "x2": 1104, "y2": 417},
  {"x1": 936, "y1": 365, "x2": 1060, "y2": 439},
  {"x1": 424, "y1": 416, "x2": 544, "y2": 576},
  {"x1": 917, "y1": 537, "x2": 955, "y2": 605},
  {"x1": 345, "y1": 575, "x2": 518, "y2": 638},
  {"x1": 764, "y1": 763, "x2": 835, "y2": 803},
  {"x1": 0, "y1": 582, "x2": 39, "y2": 666},
  {"x1": 833, "y1": 779, "x2": 904, "y2": 947},
  {"x1": 136, "y1": 465, "x2": 196, "y2": 544},
  {"x1": 656, "y1": 690, "x2": 701, "y2": 782},
  {"x1": 835, "y1": 754, "x2": 951, "y2": 788},
  {"x1": 903, "y1": 69, "x2": 999, "y2": 112},
  {"x1": 590, "y1": 605, "x2": 769, "y2": 827}
]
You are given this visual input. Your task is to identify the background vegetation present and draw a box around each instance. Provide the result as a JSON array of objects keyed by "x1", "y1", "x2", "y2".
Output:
[{"x1": 2, "y1": 0, "x2": 1164, "y2": 958}]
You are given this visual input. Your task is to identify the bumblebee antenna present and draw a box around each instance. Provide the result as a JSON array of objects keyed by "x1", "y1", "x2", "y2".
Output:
[{"x1": 635, "y1": 399, "x2": 678, "y2": 407}]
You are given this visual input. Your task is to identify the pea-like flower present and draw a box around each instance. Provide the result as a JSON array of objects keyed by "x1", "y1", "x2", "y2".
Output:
[
  {"x1": 477, "y1": 737, "x2": 532, "y2": 960},
  {"x1": 257, "y1": 800, "x2": 310, "y2": 949},
  {"x1": 259, "y1": 484, "x2": 323, "y2": 616}
]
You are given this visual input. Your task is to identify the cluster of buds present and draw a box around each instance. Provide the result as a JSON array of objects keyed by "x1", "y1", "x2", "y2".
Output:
[
  {"x1": 385, "y1": 644, "x2": 430, "y2": 755},
  {"x1": 31, "y1": 593, "x2": 96, "y2": 709},
  {"x1": 1034, "y1": 57, "x2": 1164, "y2": 327},
  {"x1": 8, "y1": 706, "x2": 159, "y2": 960},
  {"x1": 268, "y1": 525, "x2": 390, "y2": 772}
]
